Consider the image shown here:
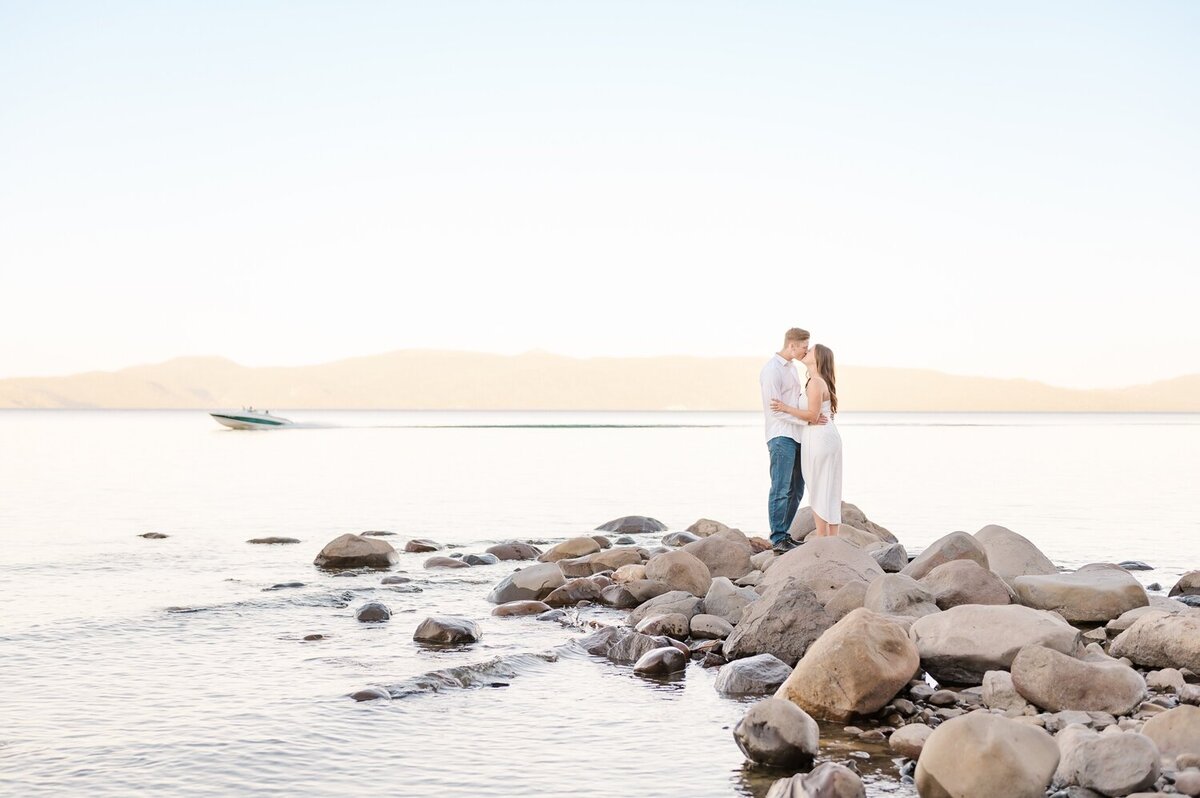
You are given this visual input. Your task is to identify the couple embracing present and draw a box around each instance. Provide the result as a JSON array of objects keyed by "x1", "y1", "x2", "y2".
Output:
[{"x1": 759, "y1": 327, "x2": 843, "y2": 555}]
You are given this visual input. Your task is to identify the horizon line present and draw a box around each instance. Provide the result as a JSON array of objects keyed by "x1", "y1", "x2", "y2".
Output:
[{"x1": 2, "y1": 348, "x2": 1197, "y2": 394}]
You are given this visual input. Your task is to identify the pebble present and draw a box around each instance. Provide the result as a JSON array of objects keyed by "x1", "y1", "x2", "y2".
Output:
[{"x1": 893, "y1": 698, "x2": 917, "y2": 716}]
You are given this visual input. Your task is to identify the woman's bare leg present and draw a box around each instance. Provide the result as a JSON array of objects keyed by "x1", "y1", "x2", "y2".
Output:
[
  {"x1": 813, "y1": 514, "x2": 830, "y2": 537},
  {"x1": 828, "y1": 523, "x2": 840, "y2": 537}
]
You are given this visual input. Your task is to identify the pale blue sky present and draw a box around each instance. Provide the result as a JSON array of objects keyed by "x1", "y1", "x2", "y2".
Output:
[{"x1": 2, "y1": 1, "x2": 1197, "y2": 387}]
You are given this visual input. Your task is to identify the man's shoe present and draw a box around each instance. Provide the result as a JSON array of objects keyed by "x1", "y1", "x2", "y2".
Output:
[{"x1": 772, "y1": 538, "x2": 798, "y2": 555}]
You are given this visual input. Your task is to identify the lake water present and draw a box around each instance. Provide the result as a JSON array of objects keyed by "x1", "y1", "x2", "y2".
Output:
[{"x1": 1, "y1": 410, "x2": 1198, "y2": 797}]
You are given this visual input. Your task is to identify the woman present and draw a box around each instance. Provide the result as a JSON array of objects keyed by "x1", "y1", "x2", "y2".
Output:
[{"x1": 769, "y1": 344, "x2": 842, "y2": 537}]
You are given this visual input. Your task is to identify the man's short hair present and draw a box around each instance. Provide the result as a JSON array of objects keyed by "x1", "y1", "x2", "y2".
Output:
[{"x1": 784, "y1": 328, "x2": 810, "y2": 344}]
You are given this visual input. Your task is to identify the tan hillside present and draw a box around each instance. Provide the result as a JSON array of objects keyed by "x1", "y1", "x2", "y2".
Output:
[{"x1": 0, "y1": 351, "x2": 1197, "y2": 411}]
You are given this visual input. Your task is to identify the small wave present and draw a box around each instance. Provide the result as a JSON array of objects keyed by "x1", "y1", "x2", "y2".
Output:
[{"x1": 357, "y1": 650, "x2": 560, "y2": 700}]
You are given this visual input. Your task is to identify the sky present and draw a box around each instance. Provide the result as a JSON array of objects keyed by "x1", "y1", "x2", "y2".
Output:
[{"x1": 1, "y1": 1, "x2": 1197, "y2": 388}]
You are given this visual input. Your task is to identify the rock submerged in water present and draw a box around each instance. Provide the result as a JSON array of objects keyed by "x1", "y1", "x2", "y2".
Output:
[
  {"x1": 595, "y1": 515, "x2": 667, "y2": 534},
  {"x1": 491, "y1": 600, "x2": 551, "y2": 617},
  {"x1": 247, "y1": 536, "x2": 300, "y2": 544},
  {"x1": 463, "y1": 553, "x2": 500, "y2": 566},
  {"x1": 405, "y1": 538, "x2": 442, "y2": 553},
  {"x1": 733, "y1": 697, "x2": 819, "y2": 768},
  {"x1": 632, "y1": 645, "x2": 687, "y2": 676},
  {"x1": 314, "y1": 533, "x2": 399, "y2": 568},
  {"x1": 485, "y1": 542, "x2": 542, "y2": 561},
  {"x1": 139, "y1": 532, "x2": 169, "y2": 539},
  {"x1": 487, "y1": 562, "x2": 566, "y2": 604},
  {"x1": 355, "y1": 601, "x2": 391, "y2": 623},
  {"x1": 765, "y1": 762, "x2": 865, "y2": 798},
  {"x1": 424, "y1": 556, "x2": 469, "y2": 569},
  {"x1": 715, "y1": 653, "x2": 792, "y2": 695},
  {"x1": 1170, "y1": 570, "x2": 1200, "y2": 597},
  {"x1": 349, "y1": 686, "x2": 391, "y2": 702},
  {"x1": 413, "y1": 616, "x2": 481, "y2": 644}
]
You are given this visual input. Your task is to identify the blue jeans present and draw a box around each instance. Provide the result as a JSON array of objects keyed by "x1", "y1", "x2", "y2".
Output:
[{"x1": 767, "y1": 436, "x2": 805, "y2": 544}]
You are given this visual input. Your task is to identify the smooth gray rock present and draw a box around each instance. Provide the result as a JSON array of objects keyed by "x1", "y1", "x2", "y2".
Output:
[
  {"x1": 633, "y1": 645, "x2": 687, "y2": 676},
  {"x1": 355, "y1": 601, "x2": 391, "y2": 622},
  {"x1": 733, "y1": 698, "x2": 820, "y2": 769},
  {"x1": 626, "y1": 590, "x2": 703, "y2": 627},
  {"x1": 916, "y1": 713, "x2": 1059, "y2": 798},
  {"x1": 715, "y1": 653, "x2": 793, "y2": 695},
  {"x1": 863, "y1": 573, "x2": 940, "y2": 618},
  {"x1": 595, "y1": 515, "x2": 667, "y2": 534},
  {"x1": 869, "y1": 542, "x2": 909, "y2": 573},
  {"x1": 765, "y1": 762, "x2": 866, "y2": 798},
  {"x1": 486, "y1": 561, "x2": 566, "y2": 604}
]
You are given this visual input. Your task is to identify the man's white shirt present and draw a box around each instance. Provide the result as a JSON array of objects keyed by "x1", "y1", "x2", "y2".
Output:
[{"x1": 760, "y1": 354, "x2": 806, "y2": 444}]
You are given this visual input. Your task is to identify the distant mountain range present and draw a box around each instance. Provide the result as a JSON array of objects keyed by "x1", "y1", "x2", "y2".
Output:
[{"x1": 1, "y1": 351, "x2": 1197, "y2": 411}]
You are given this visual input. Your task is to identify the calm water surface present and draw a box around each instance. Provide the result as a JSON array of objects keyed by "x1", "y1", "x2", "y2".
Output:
[{"x1": 1, "y1": 410, "x2": 1198, "y2": 797}]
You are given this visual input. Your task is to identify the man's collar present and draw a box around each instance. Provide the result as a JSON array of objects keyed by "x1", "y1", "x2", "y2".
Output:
[{"x1": 774, "y1": 353, "x2": 790, "y2": 365}]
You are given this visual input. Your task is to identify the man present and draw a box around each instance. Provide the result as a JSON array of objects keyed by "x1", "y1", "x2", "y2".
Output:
[{"x1": 760, "y1": 328, "x2": 824, "y2": 554}]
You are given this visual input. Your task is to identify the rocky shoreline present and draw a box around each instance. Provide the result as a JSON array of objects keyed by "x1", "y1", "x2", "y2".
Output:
[{"x1": 309, "y1": 504, "x2": 1200, "y2": 798}]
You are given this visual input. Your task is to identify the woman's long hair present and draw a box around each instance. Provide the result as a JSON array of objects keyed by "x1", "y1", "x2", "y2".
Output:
[{"x1": 813, "y1": 344, "x2": 837, "y2": 415}]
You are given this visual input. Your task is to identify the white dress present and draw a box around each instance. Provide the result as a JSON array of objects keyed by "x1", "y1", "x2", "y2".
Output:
[{"x1": 802, "y1": 399, "x2": 843, "y2": 524}]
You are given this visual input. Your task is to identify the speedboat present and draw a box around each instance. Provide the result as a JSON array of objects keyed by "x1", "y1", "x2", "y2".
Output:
[{"x1": 210, "y1": 407, "x2": 293, "y2": 430}]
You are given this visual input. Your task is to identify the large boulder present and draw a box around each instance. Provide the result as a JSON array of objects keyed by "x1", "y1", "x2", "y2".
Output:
[
  {"x1": 835, "y1": 524, "x2": 888, "y2": 550},
  {"x1": 733, "y1": 698, "x2": 820, "y2": 769},
  {"x1": 863, "y1": 573, "x2": 940, "y2": 618},
  {"x1": 1141, "y1": 705, "x2": 1200, "y2": 762},
  {"x1": 973, "y1": 524, "x2": 1057, "y2": 584},
  {"x1": 595, "y1": 516, "x2": 666, "y2": 534},
  {"x1": 901, "y1": 531, "x2": 989, "y2": 581},
  {"x1": 682, "y1": 532, "x2": 753, "y2": 580},
  {"x1": 775, "y1": 608, "x2": 919, "y2": 721},
  {"x1": 626, "y1": 591, "x2": 703, "y2": 627},
  {"x1": 1010, "y1": 644, "x2": 1146, "y2": 715},
  {"x1": 538, "y1": 537, "x2": 602, "y2": 563},
  {"x1": 313, "y1": 533, "x2": 399, "y2": 568},
  {"x1": 765, "y1": 763, "x2": 866, "y2": 798},
  {"x1": 1170, "y1": 571, "x2": 1200, "y2": 597},
  {"x1": 486, "y1": 562, "x2": 566, "y2": 604},
  {"x1": 788, "y1": 501, "x2": 896, "y2": 544},
  {"x1": 1111, "y1": 612, "x2": 1200, "y2": 672},
  {"x1": 760, "y1": 537, "x2": 884, "y2": 604},
  {"x1": 1012, "y1": 564, "x2": 1149, "y2": 623},
  {"x1": 724, "y1": 578, "x2": 835, "y2": 666},
  {"x1": 1053, "y1": 725, "x2": 1160, "y2": 796},
  {"x1": 702, "y1": 577, "x2": 760, "y2": 625},
  {"x1": 909, "y1": 604, "x2": 1082, "y2": 686},
  {"x1": 920, "y1": 559, "x2": 1012, "y2": 609},
  {"x1": 644, "y1": 549, "x2": 712, "y2": 597},
  {"x1": 915, "y1": 713, "x2": 1059, "y2": 798},
  {"x1": 715, "y1": 653, "x2": 794, "y2": 695}
]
